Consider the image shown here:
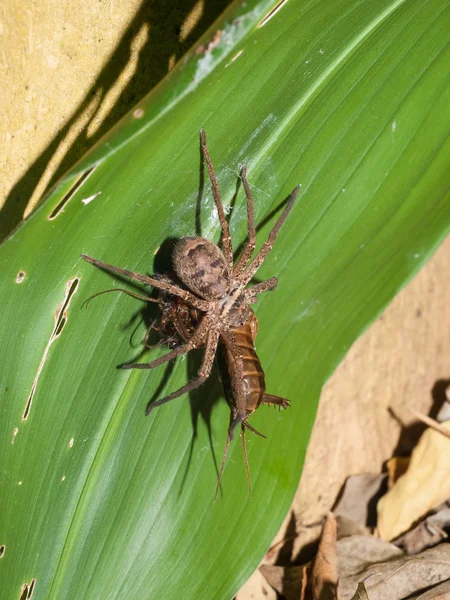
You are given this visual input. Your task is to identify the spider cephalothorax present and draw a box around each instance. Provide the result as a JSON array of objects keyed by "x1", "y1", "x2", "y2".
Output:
[{"x1": 82, "y1": 129, "x2": 299, "y2": 496}]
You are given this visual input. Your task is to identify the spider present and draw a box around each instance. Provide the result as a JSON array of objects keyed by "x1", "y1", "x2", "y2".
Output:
[{"x1": 82, "y1": 129, "x2": 299, "y2": 494}]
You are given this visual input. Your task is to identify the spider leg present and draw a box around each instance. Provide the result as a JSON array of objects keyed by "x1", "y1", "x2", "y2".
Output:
[
  {"x1": 122, "y1": 315, "x2": 211, "y2": 370},
  {"x1": 82, "y1": 287, "x2": 160, "y2": 310},
  {"x1": 233, "y1": 165, "x2": 256, "y2": 277},
  {"x1": 145, "y1": 328, "x2": 220, "y2": 414},
  {"x1": 244, "y1": 277, "x2": 278, "y2": 303},
  {"x1": 240, "y1": 185, "x2": 300, "y2": 286},
  {"x1": 200, "y1": 130, "x2": 234, "y2": 272},
  {"x1": 82, "y1": 254, "x2": 209, "y2": 311}
]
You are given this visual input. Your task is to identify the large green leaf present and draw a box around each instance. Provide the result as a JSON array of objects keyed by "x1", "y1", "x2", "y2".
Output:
[{"x1": 1, "y1": 0, "x2": 449, "y2": 598}]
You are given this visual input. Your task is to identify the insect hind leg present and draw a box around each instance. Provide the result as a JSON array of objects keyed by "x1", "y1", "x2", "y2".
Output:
[{"x1": 262, "y1": 393, "x2": 290, "y2": 409}]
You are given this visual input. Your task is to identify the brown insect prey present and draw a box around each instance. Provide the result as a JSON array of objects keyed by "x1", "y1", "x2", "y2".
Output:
[{"x1": 82, "y1": 130, "x2": 299, "y2": 497}]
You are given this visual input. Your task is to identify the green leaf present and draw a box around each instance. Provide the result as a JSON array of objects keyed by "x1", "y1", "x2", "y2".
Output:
[{"x1": 1, "y1": 0, "x2": 449, "y2": 598}]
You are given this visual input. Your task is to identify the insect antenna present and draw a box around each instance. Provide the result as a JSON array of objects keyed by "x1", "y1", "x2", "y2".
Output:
[
  {"x1": 214, "y1": 430, "x2": 232, "y2": 502},
  {"x1": 82, "y1": 287, "x2": 161, "y2": 310},
  {"x1": 241, "y1": 423, "x2": 252, "y2": 497},
  {"x1": 214, "y1": 417, "x2": 266, "y2": 501}
]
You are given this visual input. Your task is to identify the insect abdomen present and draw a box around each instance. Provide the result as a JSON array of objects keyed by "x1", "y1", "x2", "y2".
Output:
[{"x1": 221, "y1": 312, "x2": 266, "y2": 413}]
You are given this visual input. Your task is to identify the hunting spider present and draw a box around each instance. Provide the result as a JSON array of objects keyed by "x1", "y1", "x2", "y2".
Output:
[{"x1": 82, "y1": 130, "x2": 299, "y2": 490}]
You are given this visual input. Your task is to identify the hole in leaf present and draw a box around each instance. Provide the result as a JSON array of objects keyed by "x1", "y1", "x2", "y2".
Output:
[
  {"x1": 48, "y1": 166, "x2": 97, "y2": 220},
  {"x1": 15, "y1": 271, "x2": 26, "y2": 284},
  {"x1": 23, "y1": 278, "x2": 80, "y2": 420},
  {"x1": 20, "y1": 578, "x2": 36, "y2": 600},
  {"x1": 225, "y1": 49, "x2": 244, "y2": 67},
  {"x1": 0, "y1": 545, "x2": 5, "y2": 558},
  {"x1": 54, "y1": 317, "x2": 66, "y2": 337},
  {"x1": 257, "y1": 0, "x2": 289, "y2": 28}
]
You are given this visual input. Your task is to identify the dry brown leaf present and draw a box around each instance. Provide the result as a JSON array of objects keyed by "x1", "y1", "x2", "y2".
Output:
[
  {"x1": 411, "y1": 578, "x2": 450, "y2": 599},
  {"x1": 333, "y1": 474, "x2": 387, "y2": 528},
  {"x1": 312, "y1": 513, "x2": 339, "y2": 600},
  {"x1": 335, "y1": 516, "x2": 370, "y2": 540},
  {"x1": 386, "y1": 457, "x2": 410, "y2": 488},
  {"x1": 394, "y1": 504, "x2": 450, "y2": 555},
  {"x1": 377, "y1": 419, "x2": 450, "y2": 540},
  {"x1": 235, "y1": 568, "x2": 277, "y2": 600},
  {"x1": 259, "y1": 564, "x2": 309, "y2": 600},
  {"x1": 337, "y1": 535, "x2": 402, "y2": 579},
  {"x1": 409, "y1": 410, "x2": 450, "y2": 439},
  {"x1": 435, "y1": 397, "x2": 450, "y2": 422},
  {"x1": 338, "y1": 543, "x2": 450, "y2": 600}
]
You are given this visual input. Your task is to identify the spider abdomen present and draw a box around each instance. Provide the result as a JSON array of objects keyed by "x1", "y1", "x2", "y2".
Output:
[{"x1": 173, "y1": 236, "x2": 230, "y2": 300}]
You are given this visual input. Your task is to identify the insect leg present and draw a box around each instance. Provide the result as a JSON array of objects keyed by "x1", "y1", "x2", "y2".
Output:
[
  {"x1": 81, "y1": 254, "x2": 209, "y2": 311},
  {"x1": 261, "y1": 393, "x2": 290, "y2": 408},
  {"x1": 143, "y1": 319, "x2": 169, "y2": 349},
  {"x1": 233, "y1": 165, "x2": 256, "y2": 277},
  {"x1": 145, "y1": 328, "x2": 220, "y2": 414},
  {"x1": 240, "y1": 185, "x2": 300, "y2": 286},
  {"x1": 200, "y1": 130, "x2": 234, "y2": 272},
  {"x1": 122, "y1": 315, "x2": 211, "y2": 370},
  {"x1": 244, "y1": 277, "x2": 278, "y2": 303},
  {"x1": 242, "y1": 420, "x2": 267, "y2": 438}
]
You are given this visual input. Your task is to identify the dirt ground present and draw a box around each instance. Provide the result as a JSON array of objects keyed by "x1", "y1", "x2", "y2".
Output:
[{"x1": 3, "y1": 1, "x2": 449, "y2": 597}]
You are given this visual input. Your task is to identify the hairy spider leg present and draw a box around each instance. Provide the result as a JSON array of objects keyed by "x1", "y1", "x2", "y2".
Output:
[
  {"x1": 233, "y1": 164, "x2": 256, "y2": 278},
  {"x1": 81, "y1": 254, "x2": 209, "y2": 312},
  {"x1": 123, "y1": 313, "x2": 212, "y2": 371},
  {"x1": 145, "y1": 328, "x2": 220, "y2": 413},
  {"x1": 244, "y1": 277, "x2": 278, "y2": 303},
  {"x1": 200, "y1": 129, "x2": 234, "y2": 273},
  {"x1": 241, "y1": 185, "x2": 300, "y2": 286}
]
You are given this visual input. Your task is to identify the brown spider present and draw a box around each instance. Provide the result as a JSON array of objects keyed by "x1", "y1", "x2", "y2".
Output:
[{"x1": 82, "y1": 130, "x2": 299, "y2": 495}]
